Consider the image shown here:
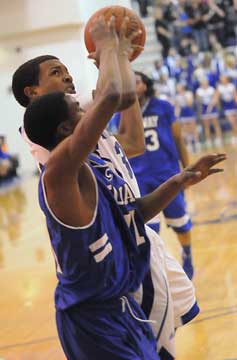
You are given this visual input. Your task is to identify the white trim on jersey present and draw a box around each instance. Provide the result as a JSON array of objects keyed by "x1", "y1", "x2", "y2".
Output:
[
  {"x1": 41, "y1": 164, "x2": 99, "y2": 230},
  {"x1": 165, "y1": 214, "x2": 190, "y2": 227},
  {"x1": 89, "y1": 233, "x2": 109, "y2": 252},
  {"x1": 94, "y1": 242, "x2": 113, "y2": 263}
]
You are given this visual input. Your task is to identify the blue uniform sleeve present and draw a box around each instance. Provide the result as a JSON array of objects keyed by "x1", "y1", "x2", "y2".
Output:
[{"x1": 107, "y1": 113, "x2": 121, "y2": 133}]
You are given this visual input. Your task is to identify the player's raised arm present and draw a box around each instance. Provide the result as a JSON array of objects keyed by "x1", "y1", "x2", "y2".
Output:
[
  {"x1": 112, "y1": 21, "x2": 145, "y2": 157},
  {"x1": 136, "y1": 153, "x2": 227, "y2": 223},
  {"x1": 45, "y1": 16, "x2": 123, "y2": 176},
  {"x1": 23, "y1": 16, "x2": 139, "y2": 227}
]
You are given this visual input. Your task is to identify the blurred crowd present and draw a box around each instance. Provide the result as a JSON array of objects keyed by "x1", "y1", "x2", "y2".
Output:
[
  {"x1": 153, "y1": 0, "x2": 237, "y2": 56},
  {"x1": 0, "y1": 136, "x2": 19, "y2": 186},
  {"x1": 135, "y1": 0, "x2": 237, "y2": 151}
]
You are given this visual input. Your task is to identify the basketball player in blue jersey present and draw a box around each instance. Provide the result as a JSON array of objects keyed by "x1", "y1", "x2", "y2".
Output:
[
  {"x1": 20, "y1": 16, "x2": 163, "y2": 360},
  {"x1": 23, "y1": 94, "x2": 226, "y2": 360},
  {"x1": 109, "y1": 71, "x2": 195, "y2": 280},
  {"x1": 12, "y1": 21, "x2": 226, "y2": 360}
]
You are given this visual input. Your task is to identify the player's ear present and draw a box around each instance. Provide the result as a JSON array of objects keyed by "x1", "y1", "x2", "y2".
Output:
[
  {"x1": 92, "y1": 89, "x2": 96, "y2": 100},
  {"x1": 57, "y1": 121, "x2": 74, "y2": 138},
  {"x1": 24, "y1": 86, "x2": 38, "y2": 101}
]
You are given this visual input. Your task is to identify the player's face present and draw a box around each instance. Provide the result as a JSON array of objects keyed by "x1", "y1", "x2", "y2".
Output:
[
  {"x1": 64, "y1": 94, "x2": 85, "y2": 131},
  {"x1": 34, "y1": 60, "x2": 76, "y2": 97},
  {"x1": 135, "y1": 74, "x2": 147, "y2": 99}
]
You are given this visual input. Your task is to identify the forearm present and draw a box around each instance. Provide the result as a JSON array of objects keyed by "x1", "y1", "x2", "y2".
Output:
[
  {"x1": 136, "y1": 174, "x2": 183, "y2": 222},
  {"x1": 177, "y1": 140, "x2": 189, "y2": 168},
  {"x1": 172, "y1": 122, "x2": 189, "y2": 168},
  {"x1": 113, "y1": 54, "x2": 145, "y2": 157},
  {"x1": 67, "y1": 48, "x2": 122, "y2": 166},
  {"x1": 95, "y1": 48, "x2": 122, "y2": 103},
  {"x1": 115, "y1": 96, "x2": 145, "y2": 157},
  {"x1": 116, "y1": 54, "x2": 136, "y2": 110}
]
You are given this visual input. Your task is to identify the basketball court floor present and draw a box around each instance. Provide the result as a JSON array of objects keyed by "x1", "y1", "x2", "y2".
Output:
[{"x1": 1, "y1": 145, "x2": 237, "y2": 360}]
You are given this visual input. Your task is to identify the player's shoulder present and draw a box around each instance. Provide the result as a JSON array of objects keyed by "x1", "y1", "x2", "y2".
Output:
[{"x1": 150, "y1": 96, "x2": 173, "y2": 110}]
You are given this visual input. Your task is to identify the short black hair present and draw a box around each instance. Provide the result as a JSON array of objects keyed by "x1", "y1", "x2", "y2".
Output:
[
  {"x1": 135, "y1": 71, "x2": 155, "y2": 97},
  {"x1": 24, "y1": 92, "x2": 70, "y2": 150},
  {"x1": 12, "y1": 55, "x2": 59, "y2": 107}
]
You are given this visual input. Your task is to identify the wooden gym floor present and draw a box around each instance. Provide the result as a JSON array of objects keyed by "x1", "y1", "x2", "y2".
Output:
[{"x1": 0, "y1": 145, "x2": 237, "y2": 360}]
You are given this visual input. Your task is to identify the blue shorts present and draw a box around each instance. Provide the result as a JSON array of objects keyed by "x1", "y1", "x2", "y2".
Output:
[
  {"x1": 222, "y1": 100, "x2": 237, "y2": 115},
  {"x1": 180, "y1": 107, "x2": 196, "y2": 123},
  {"x1": 138, "y1": 176, "x2": 192, "y2": 233},
  {"x1": 56, "y1": 295, "x2": 160, "y2": 360},
  {"x1": 201, "y1": 104, "x2": 218, "y2": 120}
]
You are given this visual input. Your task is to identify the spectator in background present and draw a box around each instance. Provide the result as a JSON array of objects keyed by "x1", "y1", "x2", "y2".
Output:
[
  {"x1": 223, "y1": 0, "x2": 237, "y2": 46},
  {"x1": 151, "y1": 58, "x2": 169, "y2": 84},
  {"x1": 196, "y1": 77, "x2": 223, "y2": 148},
  {"x1": 216, "y1": 74, "x2": 237, "y2": 144},
  {"x1": 136, "y1": 0, "x2": 149, "y2": 17},
  {"x1": 204, "y1": 0, "x2": 226, "y2": 47},
  {"x1": 0, "y1": 136, "x2": 19, "y2": 185},
  {"x1": 155, "y1": 72, "x2": 176, "y2": 102},
  {"x1": 154, "y1": 6, "x2": 172, "y2": 58},
  {"x1": 185, "y1": 0, "x2": 209, "y2": 52},
  {"x1": 223, "y1": 54, "x2": 237, "y2": 86},
  {"x1": 175, "y1": 83, "x2": 201, "y2": 152}
]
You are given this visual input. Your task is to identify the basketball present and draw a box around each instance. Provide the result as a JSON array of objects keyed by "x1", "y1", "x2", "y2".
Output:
[{"x1": 84, "y1": 6, "x2": 146, "y2": 62}]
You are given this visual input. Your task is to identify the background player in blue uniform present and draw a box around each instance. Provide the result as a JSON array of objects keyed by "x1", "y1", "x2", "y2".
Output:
[{"x1": 109, "y1": 71, "x2": 195, "y2": 280}]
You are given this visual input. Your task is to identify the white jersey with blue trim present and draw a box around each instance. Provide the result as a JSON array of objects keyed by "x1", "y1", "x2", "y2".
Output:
[
  {"x1": 95, "y1": 129, "x2": 199, "y2": 358},
  {"x1": 96, "y1": 130, "x2": 141, "y2": 197}
]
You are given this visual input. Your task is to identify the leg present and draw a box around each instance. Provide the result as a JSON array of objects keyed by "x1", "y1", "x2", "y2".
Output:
[
  {"x1": 211, "y1": 117, "x2": 222, "y2": 147},
  {"x1": 202, "y1": 118, "x2": 212, "y2": 148},
  {"x1": 135, "y1": 226, "x2": 176, "y2": 359},
  {"x1": 226, "y1": 113, "x2": 237, "y2": 143},
  {"x1": 56, "y1": 298, "x2": 160, "y2": 360},
  {"x1": 163, "y1": 191, "x2": 194, "y2": 279}
]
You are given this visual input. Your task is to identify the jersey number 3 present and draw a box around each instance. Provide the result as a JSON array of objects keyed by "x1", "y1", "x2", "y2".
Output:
[{"x1": 145, "y1": 129, "x2": 160, "y2": 151}]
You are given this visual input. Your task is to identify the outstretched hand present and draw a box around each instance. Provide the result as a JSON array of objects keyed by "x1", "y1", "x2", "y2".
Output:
[{"x1": 179, "y1": 153, "x2": 227, "y2": 188}]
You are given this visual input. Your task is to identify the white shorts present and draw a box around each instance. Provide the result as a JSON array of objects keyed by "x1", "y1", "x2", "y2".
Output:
[{"x1": 134, "y1": 226, "x2": 199, "y2": 358}]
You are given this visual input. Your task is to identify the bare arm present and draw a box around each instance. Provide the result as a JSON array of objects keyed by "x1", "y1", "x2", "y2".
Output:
[
  {"x1": 172, "y1": 121, "x2": 189, "y2": 168},
  {"x1": 136, "y1": 153, "x2": 226, "y2": 222},
  {"x1": 113, "y1": 24, "x2": 145, "y2": 157},
  {"x1": 115, "y1": 97, "x2": 145, "y2": 158}
]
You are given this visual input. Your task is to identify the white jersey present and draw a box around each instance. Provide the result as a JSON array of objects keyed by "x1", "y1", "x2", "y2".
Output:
[
  {"x1": 217, "y1": 83, "x2": 235, "y2": 102},
  {"x1": 196, "y1": 86, "x2": 215, "y2": 105},
  {"x1": 96, "y1": 129, "x2": 198, "y2": 357}
]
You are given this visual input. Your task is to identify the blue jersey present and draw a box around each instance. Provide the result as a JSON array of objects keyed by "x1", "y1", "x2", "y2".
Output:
[
  {"x1": 109, "y1": 97, "x2": 180, "y2": 181},
  {"x1": 38, "y1": 156, "x2": 150, "y2": 310}
]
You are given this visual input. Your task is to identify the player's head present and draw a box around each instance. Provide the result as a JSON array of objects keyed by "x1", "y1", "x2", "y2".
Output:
[
  {"x1": 24, "y1": 92, "x2": 83, "y2": 150},
  {"x1": 135, "y1": 71, "x2": 155, "y2": 100},
  {"x1": 12, "y1": 55, "x2": 76, "y2": 107}
]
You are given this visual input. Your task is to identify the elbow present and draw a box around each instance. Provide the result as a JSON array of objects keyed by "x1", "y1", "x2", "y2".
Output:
[
  {"x1": 102, "y1": 80, "x2": 122, "y2": 107},
  {"x1": 119, "y1": 92, "x2": 136, "y2": 111},
  {"x1": 103, "y1": 87, "x2": 121, "y2": 108}
]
